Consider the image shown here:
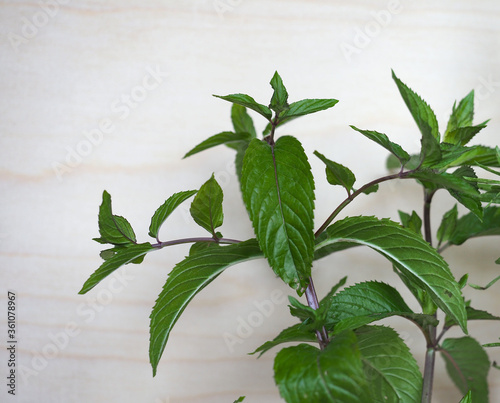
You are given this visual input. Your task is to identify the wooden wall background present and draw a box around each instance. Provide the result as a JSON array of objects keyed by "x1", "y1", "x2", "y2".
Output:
[{"x1": 1, "y1": 1, "x2": 499, "y2": 402}]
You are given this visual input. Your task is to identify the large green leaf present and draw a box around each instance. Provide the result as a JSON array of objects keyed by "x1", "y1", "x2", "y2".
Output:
[
  {"x1": 79, "y1": 242, "x2": 154, "y2": 294},
  {"x1": 241, "y1": 136, "x2": 315, "y2": 293},
  {"x1": 214, "y1": 93, "x2": 272, "y2": 121},
  {"x1": 94, "y1": 190, "x2": 137, "y2": 245},
  {"x1": 183, "y1": 131, "x2": 252, "y2": 158},
  {"x1": 440, "y1": 337, "x2": 490, "y2": 402},
  {"x1": 149, "y1": 239, "x2": 262, "y2": 375},
  {"x1": 356, "y1": 326, "x2": 422, "y2": 403},
  {"x1": 392, "y1": 71, "x2": 441, "y2": 165},
  {"x1": 314, "y1": 216, "x2": 467, "y2": 332},
  {"x1": 274, "y1": 331, "x2": 369, "y2": 403},
  {"x1": 350, "y1": 126, "x2": 410, "y2": 166},
  {"x1": 189, "y1": 174, "x2": 224, "y2": 236},
  {"x1": 148, "y1": 190, "x2": 197, "y2": 239}
]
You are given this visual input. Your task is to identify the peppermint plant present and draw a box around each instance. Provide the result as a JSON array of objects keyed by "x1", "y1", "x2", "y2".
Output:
[{"x1": 80, "y1": 71, "x2": 500, "y2": 402}]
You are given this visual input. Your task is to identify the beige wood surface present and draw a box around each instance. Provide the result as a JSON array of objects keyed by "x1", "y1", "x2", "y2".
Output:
[{"x1": 1, "y1": 1, "x2": 499, "y2": 402}]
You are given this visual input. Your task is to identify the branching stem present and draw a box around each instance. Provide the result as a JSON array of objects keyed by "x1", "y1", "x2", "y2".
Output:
[{"x1": 305, "y1": 277, "x2": 329, "y2": 350}]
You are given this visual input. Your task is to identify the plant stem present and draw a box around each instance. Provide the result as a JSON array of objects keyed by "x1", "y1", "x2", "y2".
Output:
[
  {"x1": 421, "y1": 188, "x2": 437, "y2": 403},
  {"x1": 315, "y1": 170, "x2": 412, "y2": 237},
  {"x1": 305, "y1": 277, "x2": 329, "y2": 350},
  {"x1": 152, "y1": 237, "x2": 241, "y2": 249}
]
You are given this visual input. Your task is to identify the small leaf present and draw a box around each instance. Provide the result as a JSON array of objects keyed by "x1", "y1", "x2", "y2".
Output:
[
  {"x1": 231, "y1": 104, "x2": 257, "y2": 138},
  {"x1": 233, "y1": 397, "x2": 245, "y2": 403},
  {"x1": 350, "y1": 126, "x2": 410, "y2": 166},
  {"x1": 279, "y1": 98, "x2": 339, "y2": 124},
  {"x1": 251, "y1": 323, "x2": 317, "y2": 357},
  {"x1": 392, "y1": 70, "x2": 441, "y2": 165},
  {"x1": 149, "y1": 239, "x2": 263, "y2": 376},
  {"x1": 79, "y1": 243, "x2": 154, "y2": 294},
  {"x1": 468, "y1": 275, "x2": 500, "y2": 291},
  {"x1": 458, "y1": 390, "x2": 473, "y2": 403},
  {"x1": 446, "y1": 206, "x2": 500, "y2": 245},
  {"x1": 437, "y1": 204, "x2": 458, "y2": 247},
  {"x1": 315, "y1": 216, "x2": 467, "y2": 332},
  {"x1": 214, "y1": 93, "x2": 272, "y2": 121},
  {"x1": 356, "y1": 326, "x2": 422, "y2": 402},
  {"x1": 183, "y1": 132, "x2": 252, "y2": 158},
  {"x1": 241, "y1": 136, "x2": 315, "y2": 293},
  {"x1": 398, "y1": 210, "x2": 422, "y2": 236},
  {"x1": 444, "y1": 122, "x2": 488, "y2": 147},
  {"x1": 190, "y1": 174, "x2": 224, "y2": 236},
  {"x1": 444, "y1": 90, "x2": 475, "y2": 141},
  {"x1": 149, "y1": 190, "x2": 197, "y2": 239},
  {"x1": 314, "y1": 150, "x2": 356, "y2": 193},
  {"x1": 446, "y1": 306, "x2": 500, "y2": 328},
  {"x1": 269, "y1": 71, "x2": 289, "y2": 114},
  {"x1": 274, "y1": 332, "x2": 369, "y2": 403},
  {"x1": 440, "y1": 336, "x2": 490, "y2": 402},
  {"x1": 95, "y1": 191, "x2": 137, "y2": 245}
]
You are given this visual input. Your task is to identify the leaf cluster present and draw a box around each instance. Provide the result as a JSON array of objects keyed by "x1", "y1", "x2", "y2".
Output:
[{"x1": 80, "y1": 71, "x2": 500, "y2": 402}]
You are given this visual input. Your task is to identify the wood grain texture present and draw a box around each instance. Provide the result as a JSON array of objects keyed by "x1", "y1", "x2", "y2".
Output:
[{"x1": 1, "y1": 1, "x2": 499, "y2": 401}]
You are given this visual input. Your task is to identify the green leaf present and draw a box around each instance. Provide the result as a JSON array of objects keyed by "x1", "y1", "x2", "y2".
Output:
[
  {"x1": 233, "y1": 397, "x2": 245, "y2": 403},
  {"x1": 183, "y1": 132, "x2": 252, "y2": 158},
  {"x1": 241, "y1": 136, "x2": 315, "y2": 293},
  {"x1": 314, "y1": 151, "x2": 356, "y2": 193},
  {"x1": 444, "y1": 123, "x2": 488, "y2": 147},
  {"x1": 231, "y1": 104, "x2": 257, "y2": 138},
  {"x1": 279, "y1": 98, "x2": 339, "y2": 124},
  {"x1": 274, "y1": 332, "x2": 369, "y2": 403},
  {"x1": 148, "y1": 190, "x2": 197, "y2": 239},
  {"x1": 398, "y1": 210, "x2": 422, "y2": 236},
  {"x1": 94, "y1": 191, "x2": 137, "y2": 245},
  {"x1": 251, "y1": 323, "x2": 317, "y2": 357},
  {"x1": 214, "y1": 93, "x2": 272, "y2": 121},
  {"x1": 446, "y1": 306, "x2": 500, "y2": 328},
  {"x1": 314, "y1": 216, "x2": 467, "y2": 332},
  {"x1": 444, "y1": 90, "x2": 475, "y2": 141},
  {"x1": 190, "y1": 174, "x2": 224, "y2": 236},
  {"x1": 319, "y1": 276, "x2": 348, "y2": 305},
  {"x1": 79, "y1": 243, "x2": 154, "y2": 294},
  {"x1": 229, "y1": 105, "x2": 257, "y2": 183},
  {"x1": 459, "y1": 390, "x2": 473, "y2": 403},
  {"x1": 407, "y1": 169, "x2": 481, "y2": 217},
  {"x1": 468, "y1": 275, "x2": 500, "y2": 291},
  {"x1": 434, "y1": 144, "x2": 500, "y2": 170},
  {"x1": 437, "y1": 204, "x2": 458, "y2": 247},
  {"x1": 440, "y1": 337, "x2": 490, "y2": 402},
  {"x1": 321, "y1": 281, "x2": 436, "y2": 334},
  {"x1": 392, "y1": 70, "x2": 441, "y2": 165},
  {"x1": 350, "y1": 126, "x2": 410, "y2": 166},
  {"x1": 356, "y1": 326, "x2": 422, "y2": 403},
  {"x1": 149, "y1": 239, "x2": 262, "y2": 376},
  {"x1": 446, "y1": 206, "x2": 500, "y2": 245},
  {"x1": 269, "y1": 71, "x2": 289, "y2": 114}
]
